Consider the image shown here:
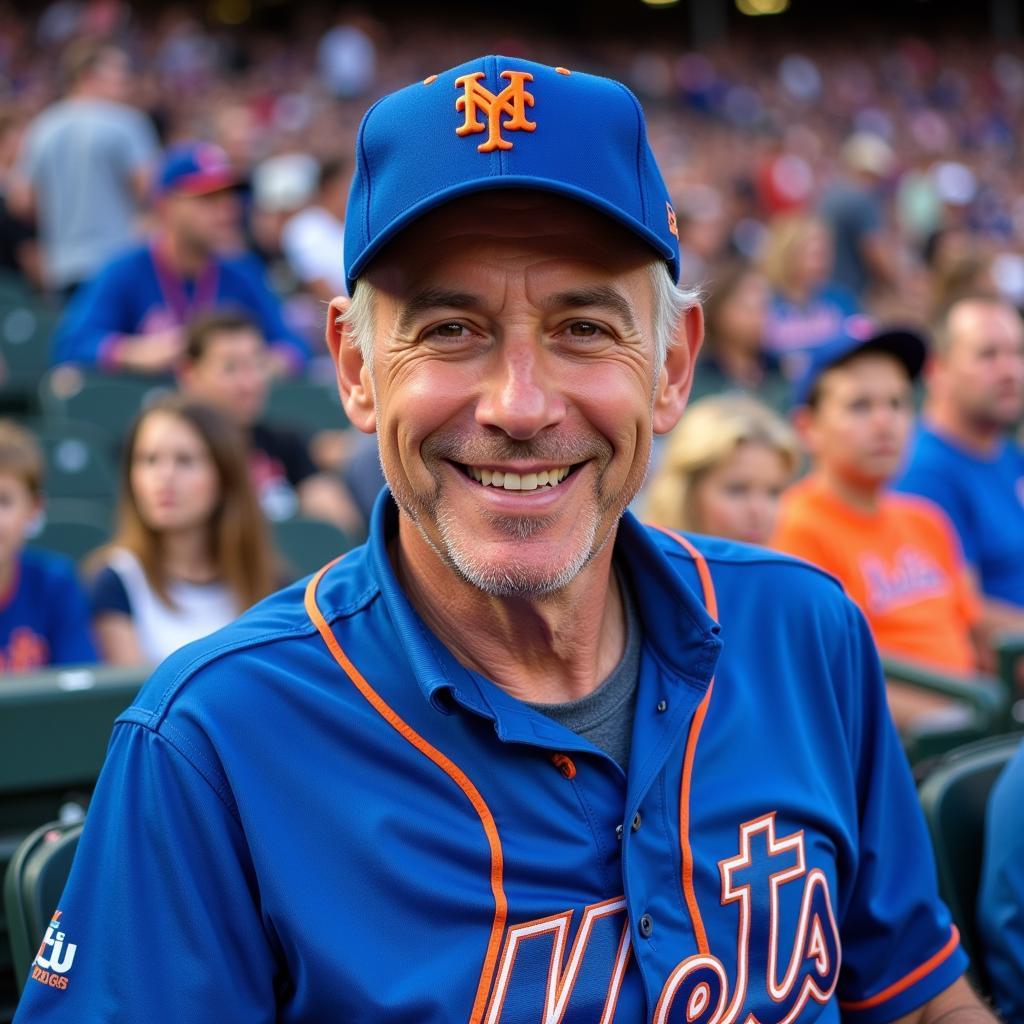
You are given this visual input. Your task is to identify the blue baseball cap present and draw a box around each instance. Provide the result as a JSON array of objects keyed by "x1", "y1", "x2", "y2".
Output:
[
  {"x1": 157, "y1": 142, "x2": 237, "y2": 198},
  {"x1": 343, "y1": 55, "x2": 681, "y2": 294},
  {"x1": 792, "y1": 316, "x2": 928, "y2": 408}
]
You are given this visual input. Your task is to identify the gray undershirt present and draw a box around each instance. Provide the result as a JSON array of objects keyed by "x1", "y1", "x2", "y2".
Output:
[{"x1": 526, "y1": 571, "x2": 641, "y2": 771}]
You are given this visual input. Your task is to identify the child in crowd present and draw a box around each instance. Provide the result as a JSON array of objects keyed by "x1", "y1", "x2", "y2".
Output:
[
  {"x1": 771, "y1": 323, "x2": 983, "y2": 728},
  {"x1": 88, "y1": 395, "x2": 278, "y2": 666},
  {"x1": 643, "y1": 394, "x2": 799, "y2": 546},
  {"x1": 0, "y1": 420, "x2": 97, "y2": 670}
]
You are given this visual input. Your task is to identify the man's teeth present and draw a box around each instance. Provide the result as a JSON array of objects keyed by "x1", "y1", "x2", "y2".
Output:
[{"x1": 466, "y1": 466, "x2": 571, "y2": 491}]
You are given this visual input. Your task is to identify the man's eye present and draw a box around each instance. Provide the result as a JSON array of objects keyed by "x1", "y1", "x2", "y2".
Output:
[
  {"x1": 569, "y1": 321, "x2": 601, "y2": 337},
  {"x1": 429, "y1": 322, "x2": 467, "y2": 338}
]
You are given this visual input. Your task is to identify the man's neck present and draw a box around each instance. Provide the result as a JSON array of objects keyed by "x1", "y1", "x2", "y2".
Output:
[
  {"x1": 156, "y1": 231, "x2": 210, "y2": 279},
  {"x1": 924, "y1": 400, "x2": 1003, "y2": 456},
  {"x1": 393, "y1": 517, "x2": 626, "y2": 705},
  {"x1": 816, "y1": 466, "x2": 884, "y2": 514}
]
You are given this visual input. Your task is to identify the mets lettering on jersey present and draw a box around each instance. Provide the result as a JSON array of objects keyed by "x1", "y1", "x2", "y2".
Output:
[{"x1": 13, "y1": 496, "x2": 966, "y2": 1023}]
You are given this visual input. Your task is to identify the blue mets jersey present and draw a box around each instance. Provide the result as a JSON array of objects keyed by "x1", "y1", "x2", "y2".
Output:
[{"x1": 13, "y1": 493, "x2": 965, "y2": 1023}]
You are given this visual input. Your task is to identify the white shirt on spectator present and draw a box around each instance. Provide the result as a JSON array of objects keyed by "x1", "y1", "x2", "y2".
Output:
[{"x1": 281, "y1": 205, "x2": 347, "y2": 296}]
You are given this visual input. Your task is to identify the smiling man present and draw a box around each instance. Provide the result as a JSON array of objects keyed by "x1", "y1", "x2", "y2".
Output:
[{"x1": 13, "y1": 57, "x2": 989, "y2": 1024}]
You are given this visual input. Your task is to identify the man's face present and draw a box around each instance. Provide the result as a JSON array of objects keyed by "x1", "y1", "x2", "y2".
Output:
[
  {"x1": 804, "y1": 352, "x2": 913, "y2": 488},
  {"x1": 166, "y1": 189, "x2": 242, "y2": 255},
  {"x1": 941, "y1": 300, "x2": 1024, "y2": 431},
  {"x1": 180, "y1": 329, "x2": 270, "y2": 427},
  {"x1": 342, "y1": 193, "x2": 697, "y2": 597}
]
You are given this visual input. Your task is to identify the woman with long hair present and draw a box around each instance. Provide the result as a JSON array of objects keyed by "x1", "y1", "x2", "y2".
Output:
[
  {"x1": 644, "y1": 393, "x2": 800, "y2": 546},
  {"x1": 89, "y1": 394, "x2": 278, "y2": 665}
]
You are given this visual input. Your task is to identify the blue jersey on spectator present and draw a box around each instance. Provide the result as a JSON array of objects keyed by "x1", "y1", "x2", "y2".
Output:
[
  {"x1": 977, "y1": 739, "x2": 1024, "y2": 1024},
  {"x1": 764, "y1": 284, "x2": 859, "y2": 379},
  {"x1": 51, "y1": 243, "x2": 309, "y2": 371},
  {"x1": 0, "y1": 547, "x2": 97, "y2": 671},
  {"x1": 895, "y1": 423, "x2": 1024, "y2": 607}
]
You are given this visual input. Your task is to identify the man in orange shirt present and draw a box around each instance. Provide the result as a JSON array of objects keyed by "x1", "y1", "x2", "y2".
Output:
[{"x1": 772, "y1": 320, "x2": 983, "y2": 728}]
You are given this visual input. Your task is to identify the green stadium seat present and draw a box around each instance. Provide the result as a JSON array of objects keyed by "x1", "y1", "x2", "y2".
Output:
[
  {"x1": 917, "y1": 732, "x2": 1022, "y2": 993},
  {"x1": 38, "y1": 368, "x2": 173, "y2": 447},
  {"x1": 0, "y1": 297, "x2": 60, "y2": 401},
  {"x1": 0, "y1": 664, "x2": 146, "y2": 1010},
  {"x1": 3, "y1": 821, "x2": 83, "y2": 994},
  {"x1": 264, "y1": 378, "x2": 349, "y2": 436},
  {"x1": 273, "y1": 516, "x2": 354, "y2": 580},
  {"x1": 32, "y1": 421, "x2": 118, "y2": 502},
  {"x1": 882, "y1": 655, "x2": 1013, "y2": 767},
  {"x1": 26, "y1": 499, "x2": 112, "y2": 564}
]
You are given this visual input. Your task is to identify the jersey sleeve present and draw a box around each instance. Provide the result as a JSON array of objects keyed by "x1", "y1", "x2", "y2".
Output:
[
  {"x1": 12, "y1": 718, "x2": 281, "y2": 1023},
  {"x1": 50, "y1": 262, "x2": 137, "y2": 367},
  {"x1": 87, "y1": 565, "x2": 132, "y2": 618},
  {"x1": 834, "y1": 599, "x2": 969, "y2": 1021}
]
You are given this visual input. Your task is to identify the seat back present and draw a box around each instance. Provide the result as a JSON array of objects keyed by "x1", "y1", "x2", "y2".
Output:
[
  {"x1": 265, "y1": 378, "x2": 349, "y2": 435},
  {"x1": 917, "y1": 733, "x2": 1023, "y2": 989},
  {"x1": 27, "y1": 499, "x2": 113, "y2": 564},
  {"x1": 3, "y1": 821, "x2": 83, "y2": 993},
  {"x1": 273, "y1": 516, "x2": 354, "y2": 580}
]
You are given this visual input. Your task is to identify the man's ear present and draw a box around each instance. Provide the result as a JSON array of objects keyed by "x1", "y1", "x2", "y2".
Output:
[
  {"x1": 653, "y1": 304, "x2": 703, "y2": 435},
  {"x1": 326, "y1": 295, "x2": 376, "y2": 434}
]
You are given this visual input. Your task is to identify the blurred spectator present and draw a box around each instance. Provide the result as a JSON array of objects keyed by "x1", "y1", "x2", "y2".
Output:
[
  {"x1": 281, "y1": 157, "x2": 349, "y2": 302},
  {"x1": 10, "y1": 39, "x2": 158, "y2": 298},
  {"x1": 772, "y1": 325, "x2": 984, "y2": 728},
  {"x1": 317, "y1": 14, "x2": 377, "y2": 99},
  {"x1": 818, "y1": 132, "x2": 900, "y2": 302},
  {"x1": 761, "y1": 214, "x2": 859, "y2": 378},
  {"x1": 0, "y1": 420, "x2": 97, "y2": 670},
  {"x1": 250, "y1": 151, "x2": 319, "y2": 266},
  {"x1": 691, "y1": 261, "x2": 789, "y2": 410},
  {"x1": 977, "y1": 738, "x2": 1024, "y2": 1024},
  {"x1": 88, "y1": 395, "x2": 277, "y2": 666},
  {"x1": 644, "y1": 394, "x2": 798, "y2": 545},
  {"x1": 178, "y1": 309, "x2": 363, "y2": 535},
  {"x1": 896, "y1": 295, "x2": 1024, "y2": 629},
  {"x1": 0, "y1": 107, "x2": 39, "y2": 286},
  {"x1": 51, "y1": 142, "x2": 310, "y2": 376}
]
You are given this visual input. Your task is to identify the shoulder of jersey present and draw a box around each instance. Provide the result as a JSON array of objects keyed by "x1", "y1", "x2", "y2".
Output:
[
  {"x1": 646, "y1": 523, "x2": 840, "y2": 580},
  {"x1": 120, "y1": 544, "x2": 379, "y2": 726}
]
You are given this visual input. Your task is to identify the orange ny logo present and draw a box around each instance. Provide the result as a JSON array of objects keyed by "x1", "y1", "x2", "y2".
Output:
[{"x1": 455, "y1": 70, "x2": 537, "y2": 152}]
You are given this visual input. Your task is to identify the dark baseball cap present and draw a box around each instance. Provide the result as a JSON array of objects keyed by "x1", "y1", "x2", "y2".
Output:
[
  {"x1": 157, "y1": 142, "x2": 237, "y2": 198},
  {"x1": 343, "y1": 55, "x2": 681, "y2": 294},
  {"x1": 792, "y1": 316, "x2": 928, "y2": 408}
]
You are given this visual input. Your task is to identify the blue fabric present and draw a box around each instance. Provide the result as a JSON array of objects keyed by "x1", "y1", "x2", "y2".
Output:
[
  {"x1": 13, "y1": 494, "x2": 965, "y2": 1022},
  {"x1": 895, "y1": 424, "x2": 1024, "y2": 606},
  {"x1": 87, "y1": 565, "x2": 131, "y2": 617},
  {"x1": 50, "y1": 243, "x2": 309, "y2": 369},
  {"x1": 0, "y1": 548, "x2": 97, "y2": 669},
  {"x1": 345, "y1": 56, "x2": 680, "y2": 291},
  {"x1": 977, "y1": 739, "x2": 1024, "y2": 1023}
]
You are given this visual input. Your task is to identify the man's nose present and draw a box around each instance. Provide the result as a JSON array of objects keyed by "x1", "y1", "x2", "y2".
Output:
[{"x1": 474, "y1": 338, "x2": 566, "y2": 440}]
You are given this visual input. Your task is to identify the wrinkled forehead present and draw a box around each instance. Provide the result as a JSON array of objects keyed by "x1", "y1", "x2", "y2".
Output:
[{"x1": 362, "y1": 190, "x2": 660, "y2": 296}]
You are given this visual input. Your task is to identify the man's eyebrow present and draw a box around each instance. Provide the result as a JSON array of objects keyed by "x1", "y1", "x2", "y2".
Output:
[
  {"x1": 395, "y1": 288, "x2": 484, "y2": 336},
  {"x1": 545, "y1": 286, "x2": 638, "y2": 331}
]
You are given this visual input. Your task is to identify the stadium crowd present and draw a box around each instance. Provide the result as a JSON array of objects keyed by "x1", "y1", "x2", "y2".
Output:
[{"x1": 0, "y1": 5, "x2": 1023, "y2": 1015}]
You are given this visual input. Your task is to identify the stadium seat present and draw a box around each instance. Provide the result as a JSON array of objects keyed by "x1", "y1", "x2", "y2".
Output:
[
  {"x1": 917, "y1": 732, "x2": 1022, "y2": 993},
  {"x1": 32, "y1": 420, "x2": 118, "y2": 501},
  {"x1": 3, "y1": 820, "x2": 83, "y2": 994},
  {"x1": 0, "y1": 664, "x2": 145, "y2": 1008},
  {"x1": 882, "y1": 655, "x2": 1013, "y2": 767},
  {"x1": 0, "y1": 296, "x2": 60, "y2": 405},
  {"x1": 264, "y1": 378, "x2": 349, "y2": 436},
  {"x1": 273, "y1": 516, "x2": 354, "y2": 580},
  {"x1": 27, "y1": 499, "x2": 113, "y2": 564},
  {"x1": 38, "y1": 368, "x2": 173, "y2": 447}
]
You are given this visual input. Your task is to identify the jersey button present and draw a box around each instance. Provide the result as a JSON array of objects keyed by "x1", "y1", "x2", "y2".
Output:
[
  {"x1": 631, "y1": 812, "x2": 642, "y2": 832},
  {"x1": 656, "y1": 699, "x2": 668, "y2": 713},
  {"x1": 615, "y1": 824, "x2": 624, "y2": 841},
  {"x1": 638, "y1": 913, "x2": 654, "y2": 938}
]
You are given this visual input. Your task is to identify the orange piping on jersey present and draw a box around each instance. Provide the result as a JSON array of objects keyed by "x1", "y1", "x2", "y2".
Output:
[
  {"x1": 304, "y1": 560, "x2": 508, "y2": 1024},
  {"x1": 838, "y1": 926, "x2": 961, "y2": 1010},
  {"x1": 648, "y1": 525, "x2": 719, "y2": 955}
]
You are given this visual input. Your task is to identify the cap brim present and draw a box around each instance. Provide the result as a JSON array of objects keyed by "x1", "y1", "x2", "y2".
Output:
[
  {"x1": 165, "y1": 170, "x2": 239, "y2": 198},
  {"x1": 344, "y1": 175, "x2": 679, "y2": 294},
  {"x1": 857, "y1": 328, "x2": 928, "y2": 380}
]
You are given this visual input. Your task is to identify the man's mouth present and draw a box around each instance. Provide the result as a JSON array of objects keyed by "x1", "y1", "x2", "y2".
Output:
[{"x1": 460, "y1": 464, "x2": 578, "y2": 492}]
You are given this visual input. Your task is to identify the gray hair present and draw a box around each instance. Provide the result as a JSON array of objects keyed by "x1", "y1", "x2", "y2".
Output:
[{"x1": 339, "y1": 261, "x2": 700, "y2": 369}]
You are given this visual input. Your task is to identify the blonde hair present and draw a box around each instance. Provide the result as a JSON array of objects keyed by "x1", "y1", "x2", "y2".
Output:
[
  {"x1": 643, "y1": 394, "x2": 800, "y2": 531},
  {"x1": 759, "y1": 214, "x2": 829, "y2": 297}
]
